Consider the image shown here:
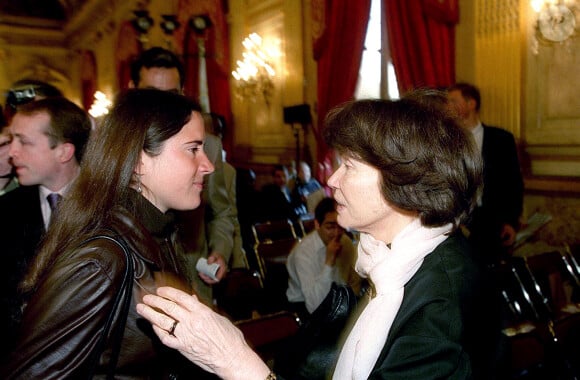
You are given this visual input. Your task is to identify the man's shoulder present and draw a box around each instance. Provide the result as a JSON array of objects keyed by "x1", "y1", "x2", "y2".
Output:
[
  {"x1": 482, "y1": 124, "x2": 515, "y2": 140},
  {"x1": 261, "y1": 183, "x2": 281, "y2": 195},
  {"x1": 293, "y1": 231, "x2": 323, "y2": 253},
  {"x1": 0, "y1": 185, "x2": 39, "y2": 210}
]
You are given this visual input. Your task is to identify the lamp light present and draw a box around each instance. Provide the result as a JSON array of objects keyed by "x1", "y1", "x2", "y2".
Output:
[
  {"x1": 89, "y1": 91, "x2": 112, "y2": 118},
  {"x1": 231, "y1": 33, "x2": 276, "y2": 106}
]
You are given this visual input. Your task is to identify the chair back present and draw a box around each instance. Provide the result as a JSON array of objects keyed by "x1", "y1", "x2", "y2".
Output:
[
  {"x1": 252, "y1": 219, "x2": 298, "y2": 244},
  {"x1": 214, "y1": 268, "x2": 264, "y2": 321},
  {"x1": 235, "y1": 311, "x2": 301, "y2": 348},
  {"x1": 254, "y1": 238, "x2": 298, "y2": 313},
  {"x1": 494, "y1": 260, "x2": 540, "y2": 326},
  {"x1": 299, "y1": 215, "x2": 316, "y2": 237},
  {"x1": 235, "y1": 311, "x2": 301, "y2": 362},
  {"x1": 498, "y1": 254, "x2": 580, "y2": 377},
  {"x1": 513, "y1": 251, "x2": 580, "y2": 323}
]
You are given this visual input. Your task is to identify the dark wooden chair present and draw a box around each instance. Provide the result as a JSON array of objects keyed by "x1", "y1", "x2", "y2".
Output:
[
  {"x1": 298, "y1": 215, "x2": 316, "y2": 237},
  {"x1": 214, "y1": 268, "x2": 264, "y2": 321},
  {"x1": 254, "y1": 238, "x2": 298, "y2": 314},
  {"x1": 235, "y1": 311, "x2": 301, "y2": 363},
  {"x1": 510, "y1": 253, "x2": 580, "y2": 376},
  {"x1": 494, "y1": 261, "x2": 549, "y2": 378},
  {"x1": 252, "y1": 219, "x2": 298, "y2": 244},
  {"x1": 563, "y1": 244, "x2": 580, "y2": 297}
]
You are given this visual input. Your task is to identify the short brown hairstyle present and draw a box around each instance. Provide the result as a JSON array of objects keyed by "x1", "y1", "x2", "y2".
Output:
[
  {"x1": 323, "y1": 97, "x2": 482, "y2": 229},
  {"x1": 16, "y1": 97, "x2": 91, "y2": 163},
  {"x1": 22, "y1": 89, "x2": 202, "y2": 293},
  {"x1": 448, "y1": 82, "x2": 481, "y2": 111}
]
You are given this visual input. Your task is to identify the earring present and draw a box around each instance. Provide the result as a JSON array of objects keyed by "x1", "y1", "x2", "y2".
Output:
[{"x1": 136, "y1": 173, "x2": 142, "y2": 193}]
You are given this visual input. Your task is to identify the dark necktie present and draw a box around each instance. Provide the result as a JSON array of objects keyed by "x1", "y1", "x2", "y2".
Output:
[{"x1": 47, "y1": 193, "x2": 62, "y2": 214}]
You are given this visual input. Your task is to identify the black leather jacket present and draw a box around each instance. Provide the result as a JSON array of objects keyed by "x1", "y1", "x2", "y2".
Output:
[{"x1": 2, "y1": 196, "x2": 198, "y2": 379}]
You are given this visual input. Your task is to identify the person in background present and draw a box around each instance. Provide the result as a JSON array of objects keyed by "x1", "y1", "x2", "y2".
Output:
[
  {"x1": 448, "y1": 82, "x2": 524, "y2": 267},
  {"x1": 136, "y1": 95, "x2": 503, "y2": 380},
  {"x1": 292, "y1": 161, "x2": 325, "y2": 214},
  {"x1": 0, "y1": 118, "x2": 18, "y2": 196},
  {"x1": 202, "y1": 112, "x2": 247, "y2": 270},
  {"x1": 286, "y1": 197, "x2": 360, "y2": 318},
  {"x1": 1, "y1": 89, "x2": 215, "y2": 378},
  {"x1": 0, "y1": 97, "x2": 91, "y2": 360},
  {"x1": 129, "y1": 47, "x2": 234, "y2": 304},
  {"x1": 235, "y1": 167, "x2": 261, "y2": 269},
  {"x1": 260, "y1": 164, "x2": 305, "y2": 222}
]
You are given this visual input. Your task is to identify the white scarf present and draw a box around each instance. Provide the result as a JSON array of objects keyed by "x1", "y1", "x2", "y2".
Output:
[{"x1": 333, "y1": 219, "x2": 452, "y2": 380}]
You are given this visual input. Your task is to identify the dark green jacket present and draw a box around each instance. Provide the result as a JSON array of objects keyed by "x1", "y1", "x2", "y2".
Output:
[{"x1": 367, "y1": 233, "x2": 502, "y2": 379}]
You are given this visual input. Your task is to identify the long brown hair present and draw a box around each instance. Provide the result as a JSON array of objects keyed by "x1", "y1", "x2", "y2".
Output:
[{"x1": 21, "y1": 89, "x2": 201, "y2": 293}]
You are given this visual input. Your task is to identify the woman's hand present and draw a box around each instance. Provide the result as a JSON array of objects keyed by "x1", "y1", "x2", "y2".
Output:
[{"x1": 136, "y1": 286, "x2": 270, "y2": 380}]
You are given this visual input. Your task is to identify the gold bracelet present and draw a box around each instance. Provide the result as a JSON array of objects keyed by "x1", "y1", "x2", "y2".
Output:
[{"x1": 265, "y1": 372, "x2": 276, "y2": 380}]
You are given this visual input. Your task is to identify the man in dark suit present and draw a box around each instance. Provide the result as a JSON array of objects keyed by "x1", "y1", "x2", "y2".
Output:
[
  {"x1": 260, "y1": 164, "x2": 305, "y2": 223},
  {"x1": 448, "y1": 82, "x2": 524, "y2": 267},
  {"x1": 0, "y1": 96, "x2": 91, "y2": 358}
]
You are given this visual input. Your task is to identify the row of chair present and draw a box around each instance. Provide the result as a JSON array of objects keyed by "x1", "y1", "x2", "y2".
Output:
[
  {"x1": 224, "y1": 220, "x2": 580, "y2": 377},
  {"x1": 214, "y1": 219, "x2": 312, "y2": 362},
  {"x1": 496, "y1": 246, "x2": 580, "y2": 379},
  {"x1": 216, "y1": 218, "x2": 310, "y2": 321},
  {"x1": 251, "y1": 217, "x2": 315, "y2": 244}
]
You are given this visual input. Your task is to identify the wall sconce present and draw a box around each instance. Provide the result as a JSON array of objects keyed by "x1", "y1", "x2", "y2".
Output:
[
  {"x1": 131, "y1": 9, "x2": 181, "y2": 49},
  {"x1": 531, "y1": 0, "x2": 577, "y2": 53},
  {"x1": 231, "y1": 33, "x2": 276, "y2": 106},
  {"x1": 190, "y1": 14, "x2": 212, "y2": 35},
  {"x1": 131, "y1": 10, "x2": 154, "y2": 46},
  {"x1": 160, "y1": 15, "x2": 181, "y2": 36}
]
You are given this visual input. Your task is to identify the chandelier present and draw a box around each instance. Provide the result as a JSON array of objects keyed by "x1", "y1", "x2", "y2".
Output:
[{"x1": 231, "y1": 33, "x2": 276, "y2": 106}]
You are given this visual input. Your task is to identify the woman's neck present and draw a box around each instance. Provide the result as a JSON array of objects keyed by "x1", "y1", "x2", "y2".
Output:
[{"x1": 368, "y1": 212, "x2": 417, "y2": 245}]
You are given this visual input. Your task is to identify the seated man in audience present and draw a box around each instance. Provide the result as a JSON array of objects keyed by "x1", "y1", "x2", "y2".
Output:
[
  {"x1": 260, "y1": 164, "x2": 305, "y2": 223},
  {"x1": 293, "y1": 160, "x2": 325, "y2": 214},
  {"x1": 0, "y1": 97, "x2": 91, "y2": 359},
  {"x1": 286, "y1": 197, "x2": 361, "y2": 318}
]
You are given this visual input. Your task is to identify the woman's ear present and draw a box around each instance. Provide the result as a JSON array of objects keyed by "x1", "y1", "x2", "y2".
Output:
[{"x1": 136, "y1": 151, "x2": 151, "y2": 176}]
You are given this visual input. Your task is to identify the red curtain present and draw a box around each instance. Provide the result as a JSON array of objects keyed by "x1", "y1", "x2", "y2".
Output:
[
  {"x1": 313, "y1": 0, "x2": 371, "y2": 165},
  {"x1": 384, "y1": 0, "x2": 458, "y2": 94},
  {"x1": 115, "y1": 21, "x2": 142, "y2": 91},
  {"x1": 80, "y1": 51, "x2": 97, "y2": 111}
]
